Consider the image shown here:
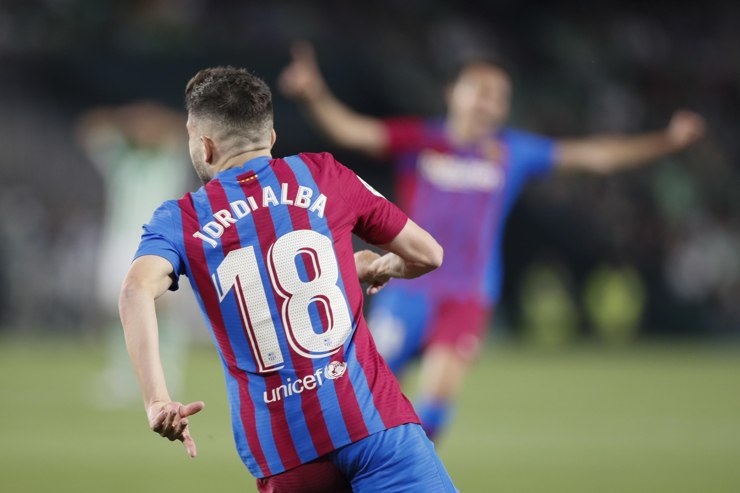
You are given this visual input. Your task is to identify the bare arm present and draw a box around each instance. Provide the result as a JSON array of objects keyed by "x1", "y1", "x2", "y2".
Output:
[
  {"x1": 279, "y1": 42, "x2": 388, "y2": 157},
  {"x1": 355, "y1": 219, "x2": 443, "y2": 294},
  {"x1": 118, "y1": 255, "x2": 204, "y2": 457},
  {"x1": 555, "y1": 110, "x2": 705, "y2": 174}
]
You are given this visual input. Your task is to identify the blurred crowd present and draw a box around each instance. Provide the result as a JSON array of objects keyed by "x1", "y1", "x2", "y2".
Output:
[{"x1": 0, "y1": 0, "x2": 738, "y2": 341}]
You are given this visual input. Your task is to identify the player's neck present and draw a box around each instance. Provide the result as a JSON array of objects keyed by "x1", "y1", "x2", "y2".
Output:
[
  {"x1": 446, "y1": 118, "x2": 496, "y2": 145},
  {"x1": 217, "y1": 147, "x2": 273, "y2": 174}
]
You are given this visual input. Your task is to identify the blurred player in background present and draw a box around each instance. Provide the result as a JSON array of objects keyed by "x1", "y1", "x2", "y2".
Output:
[
  {"x1": 78, "y1": 102, "x2": 194, "y2": 407},
  {"x1": 119, "y1": 67, "x2": 457, "y2": 492},
  {"x1": 279, "y1": 42, "x2": 706, "y2": 440}
]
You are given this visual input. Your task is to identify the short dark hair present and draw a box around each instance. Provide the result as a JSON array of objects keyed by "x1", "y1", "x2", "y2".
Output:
[
  {"x1": 446, "y1": 54, "x2": 511, "y2": 85},
  {"x1": 185, "y1": 66, "x2": 273, "y2": 142}
]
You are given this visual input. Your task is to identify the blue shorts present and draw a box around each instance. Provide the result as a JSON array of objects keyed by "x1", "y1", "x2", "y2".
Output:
[
  {"x1": 332, "y1": 423, "x2": 457, "y2": 492},
  {"x1": 256, "y1": 424, "x2": 458, "y2": 493}
]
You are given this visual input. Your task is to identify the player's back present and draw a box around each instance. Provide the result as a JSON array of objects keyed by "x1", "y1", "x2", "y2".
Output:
[{"x1": 161, "y1": 152, "x2": 417, "y2": 477}]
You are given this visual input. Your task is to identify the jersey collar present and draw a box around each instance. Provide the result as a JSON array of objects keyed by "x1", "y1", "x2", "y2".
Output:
[{"x1": 214, "y1": 155, "x2": 272, "y2": 181}]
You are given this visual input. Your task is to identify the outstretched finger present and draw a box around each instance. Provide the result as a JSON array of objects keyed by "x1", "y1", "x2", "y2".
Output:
[
  {"x1": 181, "y1": 428, "x2": 198, "y2": 458},
  {"x1": 179, "y1": 401, "x2": 205, "y2": 418}
]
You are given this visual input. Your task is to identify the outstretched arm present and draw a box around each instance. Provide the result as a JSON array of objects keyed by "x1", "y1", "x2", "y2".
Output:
[
  {"x1": 555, "y1": 110, "x2": 705, "y2": 174},
  {"x1": 354, "y1": 219, "x2": 443, "y2": 294},
  {"x1": 118, "y1": 255, "x2": 204, "y2": 457},
  {"x1": 279, "y1": 42, "x2": 388, "y2": 157}
]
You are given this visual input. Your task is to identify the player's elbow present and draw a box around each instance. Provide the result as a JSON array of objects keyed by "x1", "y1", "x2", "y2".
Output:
[
  {"x1": 118, "y1": 276, "x2": 148, "y2": 315},
  {"x1": 335, "y1": 121, "x2": 387, "y2": 158},
  {"x1": 118, "y1": 280, "x2": 138, "y2": 314},
  {"x1": 588, "y1": 157, "x2": 620, "y2": 175},
  {"x1": 420, "y1": 242, "x2": 444, "y2": 272},
  {"x1": 430, "y1": 243, "x2": 444, "y2": 270},
  {"x1": 563, "y1": 156, "x2": 619, "y2": 176},
  {"x1": 558, "y1": 142, "x2": 620, "y2": 175}
]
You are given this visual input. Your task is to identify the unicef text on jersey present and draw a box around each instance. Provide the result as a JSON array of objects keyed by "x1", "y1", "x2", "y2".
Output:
[{"x1": 263, "y1": 361, "x2": 347, "y2": 403}]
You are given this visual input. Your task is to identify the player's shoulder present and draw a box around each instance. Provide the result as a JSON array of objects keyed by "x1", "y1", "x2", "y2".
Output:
[
  {"x1": 287, "y1": 152, "x2": 364, "y2": 194},
  {"x1": 293, "y1": 151, "x2": 338, "y2": 168},
  {"x1": 499, "y1": 126, "x2": 555, "y2": 148},
  {"x1": 143, "y1": 198, "x2": 182, "y2": 226},
  {"x1": 151, "y1": 190, "x2": 203, "y2": 225},
  {"x1": 140, "y1": 199, "x2": 183, "y2": 236},
  {"x1": 291, "y1": 151, "x2": 351, "y2": 177},
  {"x1": 500, "y1": 126, "x2": 543, "y2": 139},
  {"x1": 151, "y1": 198, "x2": 182, "y2": 217}
]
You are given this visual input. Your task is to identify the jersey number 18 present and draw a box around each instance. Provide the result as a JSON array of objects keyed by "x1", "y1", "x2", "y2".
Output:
[{"x1": 213, "y1": 229, "x2": 353, "y2": 373}]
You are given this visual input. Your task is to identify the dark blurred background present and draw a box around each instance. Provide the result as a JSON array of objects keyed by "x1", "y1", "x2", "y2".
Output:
[{"x1": 1, "y1": 0, "x2": 738, "y2": 342}]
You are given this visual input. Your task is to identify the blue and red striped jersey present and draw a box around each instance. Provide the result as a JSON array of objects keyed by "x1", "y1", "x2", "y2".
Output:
[
  {"x1": 134, "y1": 152, "x2": 419, "y2": 478},
  {"x1": 381, "y1": 117, "x2": 557, "y2": 304}
]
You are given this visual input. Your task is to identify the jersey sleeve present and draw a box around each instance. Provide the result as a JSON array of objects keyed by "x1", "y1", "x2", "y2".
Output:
[
  {"x1": 381, "y1": 116, "x2": 427, "y2": 157},
  {"x1": 506, "y1": 129, "x2": 557, "y2": 178},
  {"x1": 133, "y1": 201, "x2": 184, "y2": 291},
  {"x1": 330, "y1": 156, "x2": 409, "y2": 245}
]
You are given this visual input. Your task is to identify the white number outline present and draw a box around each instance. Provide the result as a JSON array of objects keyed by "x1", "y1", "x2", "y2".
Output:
[{"x1": 213, "y1": 230, "x2": 354, "y2": 373}]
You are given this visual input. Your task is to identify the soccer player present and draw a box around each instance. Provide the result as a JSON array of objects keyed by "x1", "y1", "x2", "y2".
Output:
[
  {"x1": 118, "y1": 66, "x2": 457, "y2": 492},
  {"x1": 278, "y1": 43, "x2": 706, "y2": 440}
]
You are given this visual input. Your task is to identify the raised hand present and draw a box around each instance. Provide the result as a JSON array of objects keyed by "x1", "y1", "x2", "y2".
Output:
[
  {"x1": 278, "y1": 41, "x2": 327, "y2": 102},
  {"x1": 667, "y1": 110, "x2": 706, "y2": 149},
  {"x1": 147, "y1": 400, "x2": 205, "y2": 458}
]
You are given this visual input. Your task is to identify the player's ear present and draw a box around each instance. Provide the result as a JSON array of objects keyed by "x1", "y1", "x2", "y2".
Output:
[
  {"x1": 201, "y1": 135, "x2": 215, "y2": 164},
  {"x1": 270, "y1": 129, "x2": 277, "y2": 148}
]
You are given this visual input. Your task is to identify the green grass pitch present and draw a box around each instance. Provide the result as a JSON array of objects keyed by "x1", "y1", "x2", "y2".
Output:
[{"x1": 1, "y1": 339, "x2": 739, "y2": 492}]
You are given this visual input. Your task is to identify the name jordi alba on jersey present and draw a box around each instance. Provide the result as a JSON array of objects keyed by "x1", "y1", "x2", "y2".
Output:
[{"x1": 192, "y1": 182, "x2": 328, "y2": 247}]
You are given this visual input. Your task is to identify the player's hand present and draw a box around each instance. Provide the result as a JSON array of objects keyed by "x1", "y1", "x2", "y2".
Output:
[
  {"x1": 355, "y1": 250, "x2": 380, "y2": 282},
  {"x1": 354, "y1": 250, "x2": 391, "y2": 295},
  {"x1": 147, "y1": 400, "x2": 205, "y2": 458},
  {"x1": 667, "y1": 110, "x2": 705, "y2": 149},
  {"x1": 278, "y1": 41, "x2": 327, "y2": 102}
]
